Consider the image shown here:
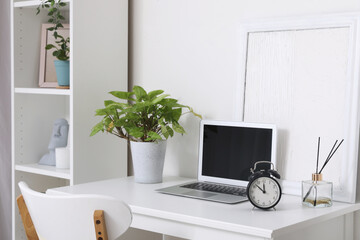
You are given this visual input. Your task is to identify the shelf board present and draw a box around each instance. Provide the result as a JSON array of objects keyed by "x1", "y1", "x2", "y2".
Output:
[
  {"x1": 15, "y1": 87, "x2": 71, "y2": 95},
  {"x1": 14, "y1": 0, "x2": 70, "y2": 8},
  {"x1": 15, "y1": 163, "x2": 71, "y2": 179}
]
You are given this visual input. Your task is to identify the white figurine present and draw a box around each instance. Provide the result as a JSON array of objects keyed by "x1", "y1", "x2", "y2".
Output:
[{"x1": 39, "y1": 118, "x2": 69, "y2": 166}]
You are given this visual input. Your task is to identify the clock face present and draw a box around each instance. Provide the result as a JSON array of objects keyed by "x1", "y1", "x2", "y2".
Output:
[{"x1": 247, "y1": 176, "x2": 281, "y2": 209}]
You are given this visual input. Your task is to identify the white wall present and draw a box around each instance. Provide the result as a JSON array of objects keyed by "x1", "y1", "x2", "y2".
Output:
[
  {"x1": 129, "y1": 0, "x2": 360, "y2": 239},
  {"x1": 0, "y1": 0, "x2": 12, "y2": 239},
  {"x1": 129, "y1": 0, "x2": 360, "y2": 179}
]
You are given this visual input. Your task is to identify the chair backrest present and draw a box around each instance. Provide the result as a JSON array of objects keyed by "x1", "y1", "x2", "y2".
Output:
[{"x1": 18, "y1": 181, "x2": 132, "y2": 240}]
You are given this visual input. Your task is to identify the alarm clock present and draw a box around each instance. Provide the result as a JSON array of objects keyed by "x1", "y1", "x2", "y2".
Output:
[{"x1": 247, "y1": 161, "x2": 282, "y2": 210}]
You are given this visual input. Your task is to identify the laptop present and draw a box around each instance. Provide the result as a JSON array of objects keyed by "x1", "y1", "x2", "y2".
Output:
[{"x1": 156, "y1": 120, "x2": 277, "y2": 204}]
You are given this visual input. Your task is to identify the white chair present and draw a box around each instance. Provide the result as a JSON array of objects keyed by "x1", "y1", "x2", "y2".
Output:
[{"x1": 17, "y1": 181, "x2": 132, "y2": 240}]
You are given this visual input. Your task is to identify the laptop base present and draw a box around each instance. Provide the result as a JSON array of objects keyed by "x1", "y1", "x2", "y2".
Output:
[{"x1": 156, "y1": 182, "x2": 248, "y2": 204}]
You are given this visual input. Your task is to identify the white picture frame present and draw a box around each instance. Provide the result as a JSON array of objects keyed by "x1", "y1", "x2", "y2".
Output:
[
  {"x1": 237, "y1": 14, "x2": 360, "y2": 203},
  {"x1": 39, "y1": 23, "x2": 70, "y2": 88}
]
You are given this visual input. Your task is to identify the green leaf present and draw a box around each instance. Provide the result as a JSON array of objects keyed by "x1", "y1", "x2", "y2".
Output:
[
  {"x1": 152, "y1": 94, "x2": 170, "y2": 104},
  {"x1": 52, "y1": 50, "x2": 60, "y2": 57},
  {"x1": 105, "y1": 103, "x2": 127, "y2": 113},
  {"x1": 161, "y1": 125, "x2": 168, "y2": 138},
  {"x1": 47, "y1": 27, "x2": 55, "y2": 31},
  {"x1": 162, "y1": 129, "x2": 169, "y2": 139},
  {"x1": 109, "y1": 91, "x2": 134, "y2": 100},
  {"x1": 146, "y1": 131, "x2": 162, "y2": 141},
  {"x1": 133, "y1": 86, "x2": 147, "y2": 101},
  {"x1": 159, "y1": 98, "x2": 188, "y2": 109},
  {"x1": 158, "y1": 98, "x2": 178, "y2": 108},
  {"x1": 159, "y1": 117, "x2": 166, "y2": 126},
  {"x1": 166, "y1": 126, "x2": 174, "y2": 137},
  {"x1": 130, "y1": 101, "x2": 153, "y2": 112},
  {"x1": 127, "y1": 127, "x2": 144, "y2": 139},
  {"x1": 172, "y1": 122, "x2": 186, "y2": 134},
  {"x1": 172, "y1": 103, "x2": 189, "y2": 109},
  {"x1": 56, "y1": 23, "x2": 63, "y2": 28},
  {"x1": 90, "y1": 122, "x2": 104, "y2": 136},
  {"x1": 148, "y1": 90, "x2": 164, "y2": 100},
  {"x1": 114, "y1": 117, "x2": 128, "y2": 127},
  {"x1": 171, "y1": 108, "x2": 182, "y2": 121},
  {"x1": 57, "y1": 55, "x2": 68, "y2": 61},
  {"x1": 104, "y1": 117, "x2": 113, "y2": 126},
  {"x1": 45, "y1": 44, "x2": 56, "y2": 50},
  {"x1": 126, "y1": 112, "x2": 141, "y2": 120},
  {"x1": 104, "y1": 100, "x2": 116, "y2": 107},
  {"x1": 36, "y1": 7, "x2": 40, "y2": 15},
  {"x1": 95, "y1": 108, "x2": 108, "y2": 116},
  {"x1": 162, "y1": 107, "x2": 176, "y2": 122},
  {"x1": 59, "y1": 2, "x2": 67, "y2": 6}
]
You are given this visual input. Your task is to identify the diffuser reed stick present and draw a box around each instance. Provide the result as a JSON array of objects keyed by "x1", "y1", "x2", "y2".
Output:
[
  {"x1": 319, "y1": 139, "x2": 344, "y2": 174},
  {"x1": 316, "y1": 137, "x2": 320, "y2": 174},
  {"x1": 319, "y1": 140, "x2": 338, "y2": 173}
]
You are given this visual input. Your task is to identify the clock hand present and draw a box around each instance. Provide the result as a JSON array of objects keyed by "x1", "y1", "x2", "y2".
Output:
[
  {"x1": 263, "y1": 183, "x2": 266, "y2": 194},
  {"x1": 255, "y1": 184, "x2": 265, "y2": 193}
]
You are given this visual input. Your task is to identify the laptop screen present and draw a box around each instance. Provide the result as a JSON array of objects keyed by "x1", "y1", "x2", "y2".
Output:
[{"x1": 199, "y1": 121, "x2": 276, "y2": 185}]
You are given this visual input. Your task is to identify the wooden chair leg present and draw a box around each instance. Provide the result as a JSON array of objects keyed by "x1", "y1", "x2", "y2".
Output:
[
  {"x1": 16, "y1": 195, "x2": 39, "y2": 240},
  {"x1": 94, "y1": 210, "x2": 108, "y2": 240}
]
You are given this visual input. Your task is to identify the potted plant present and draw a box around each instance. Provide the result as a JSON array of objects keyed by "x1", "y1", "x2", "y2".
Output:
[
  {"x1": 91, "y1": 86, "x2": 201, "y2": 183},
  {"x1": 37, "y1": 0, "x2": 70, "y2": 88}
]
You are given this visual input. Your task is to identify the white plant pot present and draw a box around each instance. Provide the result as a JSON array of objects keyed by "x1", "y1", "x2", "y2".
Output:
[{"x1": 130, "y1": 140, "x2": 167, "y2": 184}]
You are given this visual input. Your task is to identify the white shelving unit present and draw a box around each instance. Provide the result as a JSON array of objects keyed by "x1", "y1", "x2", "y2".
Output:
[
  {"x1": 15, "y1": 163, "x2": 70, "y2": 179},
  {"x1": 10, "y1": 0, "x2": 129, "y2": 239},
  {"x1": 15, "y1": 87, "x2": 71, "y2": 95},
  {"x1": 13, "y1": 0, "x2": 69, "y2": 8}
]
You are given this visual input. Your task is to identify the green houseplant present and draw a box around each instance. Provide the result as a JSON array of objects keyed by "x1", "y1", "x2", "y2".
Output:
[
  {"x1": 91, "y1": 86, "x2": 201, "y2": 183},
  {"x1": 37, "y1": 0, "x2": 70, "y2": 87}
]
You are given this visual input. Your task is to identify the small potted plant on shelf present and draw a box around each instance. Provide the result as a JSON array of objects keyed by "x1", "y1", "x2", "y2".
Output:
[
  {"x1": 37, "y1": 0, "x2": 70, "y2": 88},
  {"x1": 91, "y1": 86, "x2": 202, "y2": 183}
]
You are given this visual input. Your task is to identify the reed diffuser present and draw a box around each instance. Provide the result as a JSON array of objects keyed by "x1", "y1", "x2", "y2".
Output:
[{"x1": 302, "y1": 138, "x2": 344, "y2": 208}]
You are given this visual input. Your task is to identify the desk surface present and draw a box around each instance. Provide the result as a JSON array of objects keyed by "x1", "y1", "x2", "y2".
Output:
[{"x1": 48, "y1": 176, "x2": 360, "y2": 239}]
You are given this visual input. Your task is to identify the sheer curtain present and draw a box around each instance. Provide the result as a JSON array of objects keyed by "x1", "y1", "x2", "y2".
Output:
[{"x1": 0, "y1": 0, "x2": 12, "y2": 239}]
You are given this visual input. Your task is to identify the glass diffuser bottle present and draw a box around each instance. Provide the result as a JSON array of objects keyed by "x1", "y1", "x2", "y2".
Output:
[{"x1": 302, "y1": 173, "x2": 333, "y2": 208}]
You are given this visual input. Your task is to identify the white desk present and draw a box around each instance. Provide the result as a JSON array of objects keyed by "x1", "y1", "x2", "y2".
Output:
[{"x1": 47, "y1": 176, "x2": 360, "y2": 240}]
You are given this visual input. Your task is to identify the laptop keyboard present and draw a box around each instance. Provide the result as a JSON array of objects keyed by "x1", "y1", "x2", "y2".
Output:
[{"x1": 181, "y1": 182, "x2": 247, "y2": 196}]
